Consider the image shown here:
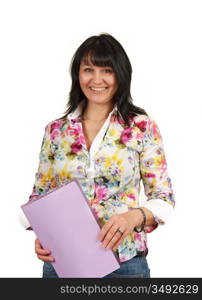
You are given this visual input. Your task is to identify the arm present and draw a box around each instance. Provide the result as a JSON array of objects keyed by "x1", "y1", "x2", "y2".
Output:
[
  {"x1": 98, "y1": 116, "x2": 175, "y2": 250},
  {"x1": 19, "y1": 121, "x2": 56, "y2": 230},
  {"x1": 136, "y1": 116, "x2": 175, "y2": 233}
]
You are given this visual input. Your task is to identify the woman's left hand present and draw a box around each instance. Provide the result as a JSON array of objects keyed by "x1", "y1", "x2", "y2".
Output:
[{"x1": 97, "y1": 210, "x2": 142, "y2": 251}]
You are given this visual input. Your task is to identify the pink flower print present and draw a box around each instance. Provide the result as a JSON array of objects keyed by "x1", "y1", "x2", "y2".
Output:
[
  {"x1": 66, "y1": 124, "x2": 83, "y2": 139},
  {"x1": 137, "y1": 132, "x2": 144, "y2": 139},
  {"x1": 151, "y1": 121, "x2": 160, "y2": 139},
  {"x1": 50, "y1": 130, "x2": 59, "y2": 141},
  {"x1": 69, "y1": 127, "x2": 80, "y2": 136},
  {"x1": 71, "y1": 139, "x2": 83, "y2": 154},
  {"x1": 144, "y1": 173, "x2": 156, "y2": 178},
  {"x1": 135, "y1": 233, "x2": 141, "y2": 241},
  {"x1": 79, "y1": 135, "x2": 85, "y2": 144},
  {"x1": 135, "y1": 120, "x2": 147, "y2": 132},
  {"x1": 65, "y1": 125, "x2": 72, "y2": 136},
  {"x1": 50, "y1": 120, "x2": 61, "y2": 132},
  {"x1": 75, "y1": 123, "x2": 83, "y2": 135},
  {"x1": 49, "y1": 121, "x2": 62, "y2": 141},
  {"x1": 128, "y1": 193, "x2": 135, "y2": 200},
  {"x1": 95, "y1": 185, "x2": 107, "y2": 201},
  {"x1": 120, "y1": 127, "x2": 133, "y2": 144}
]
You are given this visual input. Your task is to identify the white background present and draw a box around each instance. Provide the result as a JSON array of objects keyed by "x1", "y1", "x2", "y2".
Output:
[{"x1": 0, "y1": 0, "x2": 201, "y2": 278}]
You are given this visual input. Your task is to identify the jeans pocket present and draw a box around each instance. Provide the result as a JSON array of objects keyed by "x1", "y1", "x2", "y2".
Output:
[{"x1": 104, "y1": 256, "x2": 150, "y2": 278}]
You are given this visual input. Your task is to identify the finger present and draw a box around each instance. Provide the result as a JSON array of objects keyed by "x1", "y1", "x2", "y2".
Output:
[
  {"x1": 37, "y1": 255, "x2": 55, "y2": 262},
  {"x1": 98, "y1": 218, "x2": 115, "y2": 242},
  {"x1": 105, "y1": 227, "x2": 126, "y2": 249},
  {"x1": 113, "y1": 230, "x2": 129, "y2": 250},
  {"x1": 36, "y1": 248, "x2": 51, "y2": 255},
  {"x1": 102, "y1": 224, "x2": 119, "y2": 248},
  {"x1": 35, "y1": 239, "x2": 50, "y2": 255},
  {"x1": 35, "y1": 238, "x2": 40, "y2": 248},
  {"x1": 35, "y1": 238, "x2": 43, "y2": 250}
]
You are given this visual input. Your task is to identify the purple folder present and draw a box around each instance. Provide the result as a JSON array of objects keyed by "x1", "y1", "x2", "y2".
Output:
[{"x1": 21, "y1": 179, "x2": 120, "y2": 277}]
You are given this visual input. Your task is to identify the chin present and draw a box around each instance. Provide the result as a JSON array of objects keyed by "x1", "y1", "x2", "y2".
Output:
[{"x1": 87, "y1": 97, "x2": 111, "y2": 104}]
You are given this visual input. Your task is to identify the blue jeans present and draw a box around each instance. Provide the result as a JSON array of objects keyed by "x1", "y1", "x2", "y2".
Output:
[{"x1": 42, "y1": 255, "x2": 150, "y2": 278}]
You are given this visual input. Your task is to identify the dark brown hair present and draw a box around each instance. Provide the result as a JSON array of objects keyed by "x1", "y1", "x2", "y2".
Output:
[{"x1": 58, "y1": 33, "x2": 148, "y2": 126}]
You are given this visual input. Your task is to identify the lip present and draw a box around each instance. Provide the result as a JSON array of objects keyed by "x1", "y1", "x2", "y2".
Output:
[
  {"x1": 89, "y1": 87, "x2": 108, "y2": 94},
  {"x1": 90, "y1": 87, "x2": 108, "y2": 89}
]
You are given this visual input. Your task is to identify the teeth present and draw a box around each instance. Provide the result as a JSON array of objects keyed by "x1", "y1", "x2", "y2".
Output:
[{"x1": 90, "y1": 87, "x2": 107, "y2": 91}]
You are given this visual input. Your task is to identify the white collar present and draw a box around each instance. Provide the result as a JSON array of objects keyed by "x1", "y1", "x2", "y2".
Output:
[{"x1": 67, "y1": 99, "x2": 120, "y2": 120}]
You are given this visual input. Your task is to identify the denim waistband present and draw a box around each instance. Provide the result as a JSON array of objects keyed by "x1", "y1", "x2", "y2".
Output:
[
  {"x1": 116, "y1": 248, "x2": 148, "y2": 259},
  {"x1": 136, "y1": 248, "x2": 148, "y2": 257}
]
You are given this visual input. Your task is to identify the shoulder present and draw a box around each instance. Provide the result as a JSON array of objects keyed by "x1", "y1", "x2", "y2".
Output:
[
  {"x1": 132, "y1": 114, "x2": 163, "y2": 145},
  {"x1": 131, "y1": 114, "x2": 156, "y2": 131},
  {"x1": 44, "y1": 117, "x2": 69, "y2": 134},
  {"x1": 130, "y1": 114, "x2": 162, "y2": 140},
  {"x1": 42, "y1": 117, "x2": 69, "y2": 144}
]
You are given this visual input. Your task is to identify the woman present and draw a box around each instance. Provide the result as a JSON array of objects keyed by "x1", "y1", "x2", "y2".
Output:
[{"x1": 21, "y1": 33, "x2": 175, "y2": 278}]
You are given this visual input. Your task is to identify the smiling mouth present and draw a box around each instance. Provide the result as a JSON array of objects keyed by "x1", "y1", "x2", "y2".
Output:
[
  {"x1": 89, "y1": 87, "x2": 108, "y2": 94},
  {"x1": 89, "y1": 87, "x2": 108, "y2": 91}
]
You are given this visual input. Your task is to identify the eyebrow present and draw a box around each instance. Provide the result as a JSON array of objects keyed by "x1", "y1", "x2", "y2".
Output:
[{"x1": 81, "y1": 64, "x2": 112, "y2": 68}]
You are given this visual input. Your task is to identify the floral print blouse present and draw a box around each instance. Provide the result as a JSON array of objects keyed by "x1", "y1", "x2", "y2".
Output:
[{"x1": 25, "y1": 102, "x2": 175, "y2": 263}]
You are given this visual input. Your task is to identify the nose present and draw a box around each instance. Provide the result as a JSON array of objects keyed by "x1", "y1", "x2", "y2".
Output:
[{"x1": 92, "y1": 70, "x2": 103, "y2": 84}]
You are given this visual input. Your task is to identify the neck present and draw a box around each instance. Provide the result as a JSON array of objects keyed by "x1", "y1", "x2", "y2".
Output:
[{"x1": 82, "y1": 101, "x2": 114, "y2": 121}]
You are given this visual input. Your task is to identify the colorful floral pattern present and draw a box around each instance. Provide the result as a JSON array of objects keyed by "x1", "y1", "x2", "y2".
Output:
[{"x1": 28, "y1": 111, "x2": 175, "y2": 262}]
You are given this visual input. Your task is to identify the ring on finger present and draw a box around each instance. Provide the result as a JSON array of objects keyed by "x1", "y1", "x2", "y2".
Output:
[{"x1": 116, "y1": 228, "x2": 124, "y2": 235}]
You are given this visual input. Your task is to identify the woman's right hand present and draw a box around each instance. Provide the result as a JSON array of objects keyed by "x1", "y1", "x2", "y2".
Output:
[{"x1": 35, "y1": 238, "x2": 55, "y2": 262}]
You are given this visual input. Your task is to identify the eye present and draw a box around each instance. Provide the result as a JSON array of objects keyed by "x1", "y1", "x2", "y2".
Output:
[
  {"x1": 104, "y1": 68, "x2": 113, "y2": 73},
  {"x1": 84, "y1": 68, "x2": 92, "y2": 72}
]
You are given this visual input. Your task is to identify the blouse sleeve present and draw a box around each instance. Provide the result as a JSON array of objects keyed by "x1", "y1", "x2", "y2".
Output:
[
  {"x1": 19, "y1": 122, "x2": 56, "y2": 230},
  {"x1": 28, "y1": 122, "x2": 56, "y2": 202},
  {"x1": 137, "y1": 116, "x2": 175, "y2": 233}
]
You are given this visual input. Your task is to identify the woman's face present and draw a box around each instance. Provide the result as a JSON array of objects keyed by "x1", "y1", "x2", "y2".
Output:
[{"x1": 79, "y1": 60, "x2": 118, "y2": 106}]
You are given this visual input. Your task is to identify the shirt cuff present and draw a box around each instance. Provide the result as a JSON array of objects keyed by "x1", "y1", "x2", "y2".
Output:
[
  {"x1": 143, "y1": 198, "x2": 174, "y2": 225},
  {"x1": 18, "y1": 211, "x2": 32, "y2": 230}
]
